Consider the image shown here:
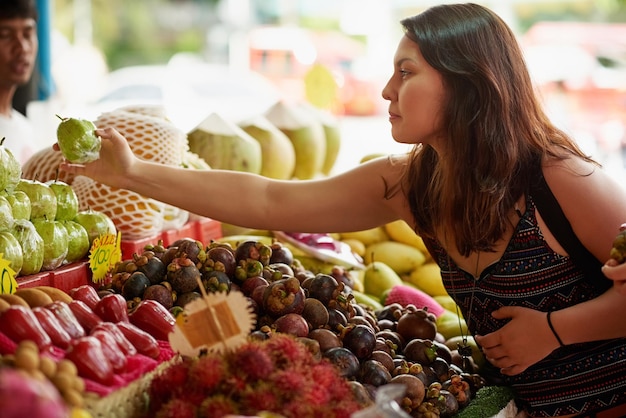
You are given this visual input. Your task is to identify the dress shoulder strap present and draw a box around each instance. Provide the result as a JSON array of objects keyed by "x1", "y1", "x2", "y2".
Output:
[{"x1": 530, "y1": 169, "x2": 610, "y2": 292}]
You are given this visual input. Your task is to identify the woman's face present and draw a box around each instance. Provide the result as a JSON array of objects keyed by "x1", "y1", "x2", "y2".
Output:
[{"x1": 382, "y1": 35, "x2": 446, "y2": 149}]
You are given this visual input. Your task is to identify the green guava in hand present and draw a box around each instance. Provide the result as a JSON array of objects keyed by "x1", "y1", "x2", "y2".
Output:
[
  {"x1": 11, "y1": 218, "x2": 44, "y2": 276},
  {"x1": 0, "y1": 137, "x2": 22, "y2": 194},
  {"x1": 15, "y1": 179, "x2": 57, "y2": 221},
  {"x1": 46, "y1": 180, "x2": 79, "y2": 221},
  {"x1": 56, "y1": 116, "x2": 101, "y2": 164}
]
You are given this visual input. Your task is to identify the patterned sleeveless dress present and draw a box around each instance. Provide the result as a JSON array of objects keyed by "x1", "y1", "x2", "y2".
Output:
[{"x1": 423, "y1": 196, "x2": 626, "y2": 417}]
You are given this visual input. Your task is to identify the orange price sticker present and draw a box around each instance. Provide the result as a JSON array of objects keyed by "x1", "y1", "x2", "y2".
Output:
[
  {"x1": 88, "y1": 232, "x2": 122, "y2": 283},
  {"x1": 0, "y1": 253, "x2": 19, "y2": 294}
]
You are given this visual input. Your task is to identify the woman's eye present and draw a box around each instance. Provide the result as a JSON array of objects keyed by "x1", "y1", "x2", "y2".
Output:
[{"x1": 399, "y1": 69, "x2": 410, "y2": 78}]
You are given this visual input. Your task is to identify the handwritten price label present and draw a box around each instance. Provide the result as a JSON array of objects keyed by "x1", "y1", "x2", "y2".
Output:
[
  {"x1": 89, "y1": 232, "x2": 122, "y2": 283},
  {"x1": 0, "y1": 253, "x2": 19, "y2": 294}
]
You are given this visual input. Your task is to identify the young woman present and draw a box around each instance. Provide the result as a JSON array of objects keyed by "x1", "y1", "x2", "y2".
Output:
[{"x1": 57, "y1": 3, "x2": 626, "y2": 417}]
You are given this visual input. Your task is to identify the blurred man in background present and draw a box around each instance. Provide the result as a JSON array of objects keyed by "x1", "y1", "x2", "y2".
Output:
[{"x1": 0, "y1": 0, "x2": 38, "y2": 164}]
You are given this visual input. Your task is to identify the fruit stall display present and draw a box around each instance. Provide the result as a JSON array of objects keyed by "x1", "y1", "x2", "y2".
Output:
[{"x1": 0, "y1": 103, "x2": 521, "y2": 417}]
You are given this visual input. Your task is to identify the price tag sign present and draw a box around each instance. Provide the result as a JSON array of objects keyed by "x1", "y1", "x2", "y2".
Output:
[
  {"x1": 0, "y1": 253, "x2": 19, "y2": 294},
  {"x1": 89, "y1": 232, "x2": 122, "y2": 283}
]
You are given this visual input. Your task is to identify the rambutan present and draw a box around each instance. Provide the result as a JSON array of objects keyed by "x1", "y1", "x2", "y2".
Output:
[
  {"x1": 238, "y1": 383, "x2": 280, "y2": 414},
  {"x1": 148, "y1": 359, "x2": 191, "y2": 412},
  {"x1": 262, "y1": 334, "x2": 311, "y2": 369},
  {"x1": 268, "y1": 369, "x2": 307, "y2": 396},
  {"x1": 227, "y1": 343, "x2": 274, "y2": 381},
  {"x1": 188, "y1": 354, "x2": 226, "y2": 393},
  {"x1": 155, "y1": 398, "x2": 197, "y2": 418},
  {"x1": 198, "y1": 394, "x2": 238, "y2": 418}
]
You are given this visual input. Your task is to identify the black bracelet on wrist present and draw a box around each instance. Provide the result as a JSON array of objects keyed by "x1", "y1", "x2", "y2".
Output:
[{"x1": 546, "y1": 310, "x2": 564, "y2": 347}]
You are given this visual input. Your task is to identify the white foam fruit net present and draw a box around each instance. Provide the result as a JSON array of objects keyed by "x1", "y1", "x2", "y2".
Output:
[
  {"x1": 72, "y1": 175, "x2": 165, "y2": 240},
  {"x1": 22, "y1": 105, "x2": 197, "y2": 240},
  {"x1": 21, "y1": 146, "x2": 76, "y2": 184}
]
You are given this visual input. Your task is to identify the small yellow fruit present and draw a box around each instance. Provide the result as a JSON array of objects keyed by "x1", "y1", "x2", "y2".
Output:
[
  {"x1": 364, "y1": 241, "x2": 426, "y2": 275},
  {"x1": 407, "y1": 263, "x2": 448, "y2": 297},
  {"x1": 444, "y1": 335, "x2": 486, "y2": 369},
  {"x1": 342, "y1": 238, "x2": 366, "y2": 257},
  {"x1": 362, "y1": 261, "x2": 404, "y2": 299},
  {"x1": 384, "y1": 219, "x2": 428, "y2": 254},
  {"x1": 434, "y1": 295, "x2": 462, "y2": 317},
  {"x1": 340, "y1": 226, "x2": 389, "y2": 247},
  {"x1": 436, "y1": 312, "x2": 468, "y2": 340}
]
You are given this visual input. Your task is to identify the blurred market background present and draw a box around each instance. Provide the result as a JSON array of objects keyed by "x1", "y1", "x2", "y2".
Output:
[{"x1": 14, "y1": 0, "x2": 626, "y2": 178}]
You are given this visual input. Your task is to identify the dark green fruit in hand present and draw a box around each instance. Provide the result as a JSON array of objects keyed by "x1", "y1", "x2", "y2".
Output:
[
  {"x1": 56, "y1": 116, "x2": 101, "y2": 163},
  {"x1": 609, "y1": 225, "x2": 626, "y2": 264}
]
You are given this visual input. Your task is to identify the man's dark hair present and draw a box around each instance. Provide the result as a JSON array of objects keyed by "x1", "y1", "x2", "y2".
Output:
[{"x1": 0, "y1": 0, "x2": 38, "y2": 21}]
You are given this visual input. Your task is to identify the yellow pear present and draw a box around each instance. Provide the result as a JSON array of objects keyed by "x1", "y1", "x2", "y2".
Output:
[
  {"x1": 364, "y1": 241, "x2": 426, "y2": 275},
  {"x1": 342, "y1": 238, "x2": 366, "y2": 258},
  {"x1": 407, "y1": 262, "x2": 448, "y2": 297},
  {"x1": 340, "y1": 226, "x2": 389, "y2": 247},
  {"x1": 384, "y1": 219, "x2": 429, "y2": 254},
  {"x1": 362, "y1": 261, "x2": 404, "y2": 299},
  {"x1": 444, "y1": 335, "x2": 486, "y2": 369},
  {"x1": 434, "y1": 295, "x2": 462, "y2": 316},
  {"x1": 436, "y1": 311, "x2": 468, "y2": 340}
]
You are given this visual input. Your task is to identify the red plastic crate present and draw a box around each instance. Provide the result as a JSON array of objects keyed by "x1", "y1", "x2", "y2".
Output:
[
  {"x1": 15, "y1": 218, "x2": 222, "y2": 293},
  {"x1": 119, "y1": 217, "x2": 222, "y2": 260},
  {"x1": 17, "y1": 261, "x2": 92, "y2": 294}
]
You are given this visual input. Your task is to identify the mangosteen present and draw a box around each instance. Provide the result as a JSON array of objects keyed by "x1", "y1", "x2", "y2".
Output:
[
  {"x1": 327, "y1": 307, "x2": 348, "y2": 331},
  {"x1": 368, "y1": 350, "x2": 395, "y2": 372},
  {"x1": 389, "y1": 374, "x2": 426, "y2": 409},
  {"x1": 205, "y1": 245, "x2": 236, "y2": 278},
  {"x1": 143, "y1": 284, "x2": 174, "y2": 310},
  {"x1": 134, "y1": 251, "x2": 167, "y2": 284},
  {"x1": 201, "y1": 270, "x2": 231, "y2": 293},
  {"x1": 234, "y1": 240, "x2": 271, "y2": 265},
  {"x1": 160, "y1": 246, "x2": 179, "y2": 266},
  {"x1": 172, "y1": 238, "x2": 206, "y2": 265},
  {"x1": 306, "y1": 273, "x2": 341, "y2": 305},
  {"x1": 301, "y1": 297, "x2": 329, "y2": 329},
  {"x1": 272, "y1": 312, "x2": 310, "y2": 337},
  {"x1": 167, "y1": 254, "x2": 201, "y2": 294},
  {"x1": 269, "y1": 241, "x2": 294, "y2": 265},
  {"x1": 403, "y1": 338, "x2": 438, "y2": 366},
  {"x1": 308, "y1": 328, "x2": 342, "y2": 352},
  {"x1": 342, "y1": 324, "x2": 376, "y2": 360},
  {"x1": 239, "y1": 275, "x2": 269, "y2": 298},
  {"x1": 175, "y1": 291, "x2": 201, "y2": 307},
  {"x1": 262, "y1": 276, "x2": 306, "y2": 317},
  {"x1": 396, "y1": 307, "x2": 437, "y2": 341},
  {"x1": 122, "y1": 271, "x2": 151, "y2": 300},
  {"x1": 323, "y1": 347, "x2": 360, "y2": 379},
  {"x1": 358, "y1": 359, "x2": 391, "y2": 387},
  {"x1": 347, "y1": 381, "x2": 374, "y2": 408},
  {"x1": 375, "y1": 303, "x2": 403, "y2": 322}
]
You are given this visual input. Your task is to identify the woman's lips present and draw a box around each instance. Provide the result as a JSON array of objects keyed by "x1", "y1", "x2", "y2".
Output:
[{"x1": 388, "y1": 111, "x2": 400, "y2": 122}]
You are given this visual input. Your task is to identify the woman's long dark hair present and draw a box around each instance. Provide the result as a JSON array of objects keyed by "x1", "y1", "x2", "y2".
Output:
[{"x1": 401, "y1": 3, "x2": 595, "y2": 256}]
